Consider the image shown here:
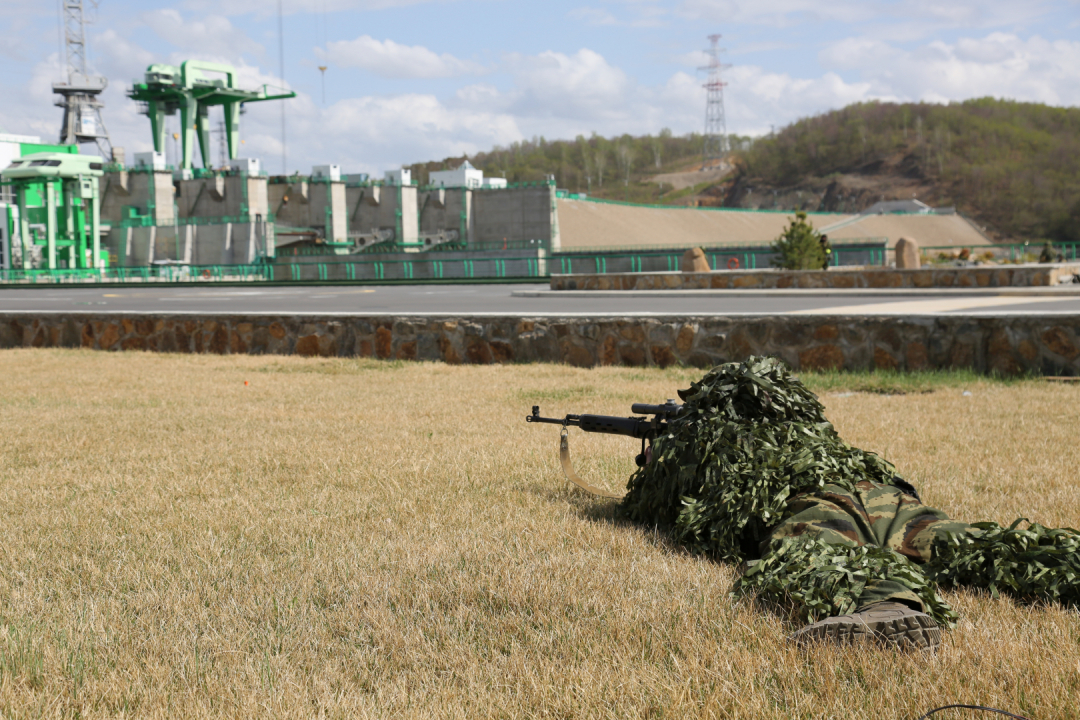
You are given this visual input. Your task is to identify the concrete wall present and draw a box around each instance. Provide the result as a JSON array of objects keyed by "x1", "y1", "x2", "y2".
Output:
[
  {"x1": 100, "y1": 170, "x2": 175, "y2": 225},
  {"x1": 418, "y1": 188, "x2": 472, "y2": 244},
  {"x1": 101, "y1": 171, "x2": 270, "y2": 227},
  {"x1": 103, "y1": 221, "x2": 271, "y2": 266},
  {"x1": 175, "y1": 175, "x2": 269, "y2": 219},
  {"x1": 3, "y1": 312, "x2": 1078, "y2": 376},
  {"x1": 473, "y1": 186, "x2": 558, "y2": 249},
  {"x1": 551, "y1": 265, "x2": 1080, "y2": 291},
  {"x1": 344, "y1": 184, "x2": 420, "y2": 246},
  {"x1": 269, "y1": 180, "x2": 346, "y2": 242}
]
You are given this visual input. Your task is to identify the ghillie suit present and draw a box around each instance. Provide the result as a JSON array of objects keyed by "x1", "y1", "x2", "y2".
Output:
[{"x1": 622, "y1": 356, "x2": 1080, "y2": 642}]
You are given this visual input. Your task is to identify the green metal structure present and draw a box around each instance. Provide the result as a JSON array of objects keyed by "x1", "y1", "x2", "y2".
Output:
[
  {"x1": 128, "y1": 60, "x2": 296, "y2": 171},
  {"x1": 1, "y1": 152, "x2": 105, "y2": 270}
]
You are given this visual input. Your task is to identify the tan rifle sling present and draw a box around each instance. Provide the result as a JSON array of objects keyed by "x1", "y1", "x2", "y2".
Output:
[{"x1": 559, "y1": 426, "x2": 624, "y2": 499}]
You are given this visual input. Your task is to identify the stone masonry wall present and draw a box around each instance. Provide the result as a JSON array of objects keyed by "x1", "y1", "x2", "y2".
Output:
[
  {"x1": 551, "y1": 265, "x2": 1080, "y2": 291},
  {"x1": 2, "y1": 313, "x2": 1079, "y2": 376}
]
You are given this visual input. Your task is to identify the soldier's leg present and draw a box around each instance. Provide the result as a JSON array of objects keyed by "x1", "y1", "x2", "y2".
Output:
[
  {"x1": 860, "y1": 482, "x2": 978, "y2": 564},
  {"x1": 756, "y1": 484, "x2": 935, "y2": 616},
  {"x1": 871, "y1": 487, "x2": 1080, "y2": 605}
]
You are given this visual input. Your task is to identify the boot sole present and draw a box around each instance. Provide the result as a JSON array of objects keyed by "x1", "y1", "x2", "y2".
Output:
[{"x1": 790, "y1": 610, "x2": 941, "y2": 651}]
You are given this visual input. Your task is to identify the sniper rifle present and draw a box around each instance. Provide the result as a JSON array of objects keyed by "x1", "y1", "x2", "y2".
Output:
[{"x1": 526, "y1": 400, "x2": 684, "y2": 498}]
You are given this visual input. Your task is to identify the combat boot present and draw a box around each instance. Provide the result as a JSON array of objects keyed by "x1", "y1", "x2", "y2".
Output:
[{"x1": 788, "y1": 601, "x2": 940, "y2": 651}]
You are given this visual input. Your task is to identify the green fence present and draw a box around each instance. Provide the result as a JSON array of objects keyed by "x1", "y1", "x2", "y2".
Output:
[
  {"x1": 8, "y1": 241, "x2": 1073, "y2": 287},
  {"x1": 0, "y1": 264, "x2": 270, "y2": 284},
  {"x1": 267, "y1": 255, "x2": 544, "y2": 283}
]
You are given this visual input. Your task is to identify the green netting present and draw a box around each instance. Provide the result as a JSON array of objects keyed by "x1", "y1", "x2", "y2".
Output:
[
  {"x1": 736, "y1": 535, "x2": 958, "y2": 626},
  {"x1": 928, "y1": 519, "x2": 1080, "y2": 604},
  {"x1": 622, "y1": 356, "x2": 895, "y2": 563}
]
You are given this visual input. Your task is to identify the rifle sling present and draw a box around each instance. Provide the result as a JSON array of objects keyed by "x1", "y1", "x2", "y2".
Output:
[{"x1": 560, "y1": 426, "x2": 624, "y2": 499}]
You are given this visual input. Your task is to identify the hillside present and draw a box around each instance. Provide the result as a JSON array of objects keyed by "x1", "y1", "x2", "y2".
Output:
[
  {"x1": 406, "y1": 131, "x2": 753, "y2": 206},
  {"x1": 405, "y1": 98, "x2": 1080, "y2": 243},
  {"x1": 724, "y1": 99, "x2": 1080, "y2": 242}
]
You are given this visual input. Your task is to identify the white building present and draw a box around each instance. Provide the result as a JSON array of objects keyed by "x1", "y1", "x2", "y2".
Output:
[
  {"x1": 430, "y1": 160, "x2": 484, "y2": 189},
  {"x1": 428, "y1": 160, "x2": 507, "y2": 189},
  {"x1": 384, "y1": 168, "x2": 412, "y2": 186}
]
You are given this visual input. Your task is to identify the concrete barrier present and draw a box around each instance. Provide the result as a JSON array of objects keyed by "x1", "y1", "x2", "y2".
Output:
[
  {"x1": 2, "y1": 313, "x2": 1078, "y2": 375},
  {"x1": 551, "y1": 265, "x2": 1080, "y2": 291}
]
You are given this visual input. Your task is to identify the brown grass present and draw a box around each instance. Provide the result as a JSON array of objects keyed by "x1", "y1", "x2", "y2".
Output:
[{"x1": 0, "y1": 350, "x2": 1078, "y2": 719}]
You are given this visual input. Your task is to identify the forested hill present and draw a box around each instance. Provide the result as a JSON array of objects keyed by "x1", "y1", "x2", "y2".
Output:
[
  {"x1": 405, "y1": 98, "x2": 1080, "y2": 242},
  {"x1": 405, "y1": 129, "x2": 740, "y2": 206},
  {"x1": 732, "y1": 99, "x2": 1080, "y2": 242}
]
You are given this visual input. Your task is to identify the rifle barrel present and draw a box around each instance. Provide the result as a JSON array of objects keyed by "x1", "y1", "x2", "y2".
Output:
[{"x1": 526, "y1": 405, "x2": 671, "y2": 440}]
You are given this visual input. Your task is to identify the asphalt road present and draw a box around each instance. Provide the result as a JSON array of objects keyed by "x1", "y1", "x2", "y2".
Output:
[{"x1": 1, "y1": 284, "x2": 1080, "y2": 316}]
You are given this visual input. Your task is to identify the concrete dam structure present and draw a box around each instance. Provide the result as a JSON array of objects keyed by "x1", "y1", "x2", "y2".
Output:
[
  {"x1": 93, "y1": 160, "x2": 561, "y2": 269},
  {"x1": 5, "y1": 142, "x2": 993, "y2": 280}
]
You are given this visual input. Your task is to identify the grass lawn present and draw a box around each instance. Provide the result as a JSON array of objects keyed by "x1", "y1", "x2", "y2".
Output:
[{"x1": 0, "y1": 350, "x2": 1078, "y2": 718}]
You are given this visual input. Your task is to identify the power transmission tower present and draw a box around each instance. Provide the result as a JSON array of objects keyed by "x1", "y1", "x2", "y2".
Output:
[
  {"x1": 53, "y1": 0, "x2": 114, "y2": 160},
  {"x1": 699, "y1": 34, "x2": 729, "y2": 170}
]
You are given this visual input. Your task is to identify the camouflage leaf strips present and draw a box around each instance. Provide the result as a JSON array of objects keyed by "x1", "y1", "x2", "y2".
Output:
[
  {"x1": 736, "y1": 535, "x2": 959, "y2": 626},
  {"x1": 928, "y1": 518, "x2": 1080, "y2": 604},
  {"x1": 621, "y1": 355, "x2": 1080, "y2": 625},
  {"x1": 623, "y1": 356, "x2": 896, "y2": 563}
]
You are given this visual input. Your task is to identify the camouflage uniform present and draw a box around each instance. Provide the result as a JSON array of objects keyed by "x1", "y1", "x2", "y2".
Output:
[{"x1": 761, "y1": 480, "x2": 974, "y2": 613}]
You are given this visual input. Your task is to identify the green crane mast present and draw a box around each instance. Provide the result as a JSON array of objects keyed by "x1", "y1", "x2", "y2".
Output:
[{"x1": 128, "y1": 60, "x2": 295, "y2": 171}]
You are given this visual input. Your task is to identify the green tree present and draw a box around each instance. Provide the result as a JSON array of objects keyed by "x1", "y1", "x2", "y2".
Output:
[{"x1": 772, "y1": 212, "x2": 824, "y2": 270}]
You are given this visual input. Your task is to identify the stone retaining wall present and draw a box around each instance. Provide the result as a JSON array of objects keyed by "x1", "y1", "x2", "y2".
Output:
[
  {"x1": 550, "y1": 264, "x2": 1080, "y2": 291},
  {"x1": 2, "y1": 313, "x2": 1079, "y2": 376}
]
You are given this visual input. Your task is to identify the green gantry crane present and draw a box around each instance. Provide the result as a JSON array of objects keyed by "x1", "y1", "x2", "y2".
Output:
[
  {"x1": 1, "y1": 152, "x2": 105, "y2": 271},
  {"x1": 128, "y1": 60, "x2": 295, "y2": 171}
]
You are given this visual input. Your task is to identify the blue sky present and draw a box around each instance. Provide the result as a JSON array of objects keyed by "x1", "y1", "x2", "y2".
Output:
[{"x1": 1, "y1": 0, "x2": 1077, "y2": 176}]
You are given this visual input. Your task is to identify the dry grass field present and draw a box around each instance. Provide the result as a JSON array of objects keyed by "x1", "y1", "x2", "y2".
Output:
[{"x1": 0, "y1": 349, "x2": 1078, "y2": 719}]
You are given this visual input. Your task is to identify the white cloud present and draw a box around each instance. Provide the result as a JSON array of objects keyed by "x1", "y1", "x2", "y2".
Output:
[
  {"x1": 141, "y1": 10, "x2": 264, "y2": 59},
  {"x1": 678, "y1": 0, "x2": 1056, "y2": 36},
  {"x1": 678, "y1": 0, "x2": 876, "y2": 26},
  {"x1": 568, "y1": 2, "x2": 669, "y2": 27},
  {"x1": 819, "y1": 33, "x2": 1080, "y2": 106},
  {"x1": 323, "y1": 36, "x2": 485, "y2": 79},
  {"x1": 722, "y1": 65, "x2": 877, "y2": 134},
  {"x1": 179, "y1": 0, "x2": 440, "y2": 18},
  {"x1": 674, "y1": 50, "x2": 710, "y2": 68},
  {"x1": 3, "y1": 0, "x2": 1077, "y2": 183},
  {"x1": 568, "y1": 7, "x2": 620, "y2": 26},
  {"x1": 504, "y1": 49, "x2": 633, "y2": 122},
  {"x1": 91, "y1": 29, "x2": 157, "y2": 79},
  {"x1": 231, "y1": 91, "x2": 525, "y2": 174}
]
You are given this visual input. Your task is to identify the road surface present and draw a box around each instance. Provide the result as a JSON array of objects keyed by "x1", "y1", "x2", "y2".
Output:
[{"x1": 1, "y1": 284, "x2": 1079, "y2": 316}]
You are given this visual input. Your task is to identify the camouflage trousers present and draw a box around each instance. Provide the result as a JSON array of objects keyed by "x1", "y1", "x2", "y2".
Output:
[{"x1": 762, "y1": 480, "x2": 975, "y2": 612}]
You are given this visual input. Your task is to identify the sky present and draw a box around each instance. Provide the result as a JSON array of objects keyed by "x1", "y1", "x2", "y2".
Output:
[{"x1": 1, "y1": 0, "x2": 1077, "y2": 177}]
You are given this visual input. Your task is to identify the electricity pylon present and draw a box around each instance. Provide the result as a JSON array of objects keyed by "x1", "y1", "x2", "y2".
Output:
[{"x1": 700, "y1": 34, "x2": 730, "y2": 170}]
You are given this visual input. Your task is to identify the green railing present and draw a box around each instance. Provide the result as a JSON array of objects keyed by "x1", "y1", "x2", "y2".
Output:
[
  {"x1": 265, "y1": 255, "x2": 543, "y2": 283},
  {"x1": 0, "y1": 241, "x2": 914, "y2": 287},
  {"x1": 0, "y1": 264, "x2": 270, "y2": 284},
  {"x1": 118, "y1": 213, "x2": 275, "y2": 229},
  {"x1": 556, "y1": 193, "x2": 858, "y2": 216}
]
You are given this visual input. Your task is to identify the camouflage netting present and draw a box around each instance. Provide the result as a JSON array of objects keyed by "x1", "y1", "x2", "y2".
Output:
[
  {"x1": 622, "y1": 355, "x2": 897, "y2": 563},
  {"x1": 621, "y1": 356, "x2": 1080, "y2": 625},
  {"x1": 928, "y1": 519, "x2": 1080, "y2": 605},
  {"x1": 737, "y1": 535, "x2": 959, "y2": 626}
]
